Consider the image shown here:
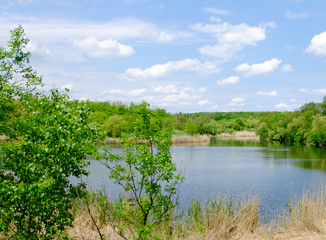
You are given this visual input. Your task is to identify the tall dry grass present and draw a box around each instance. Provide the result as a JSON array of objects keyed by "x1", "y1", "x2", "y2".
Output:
[
  {"x1": 172, "y1": 134, "x2": 211, "y2": 144},
  {"x1": 67, "y1": 189, "x2": 326, "y2": 240}
]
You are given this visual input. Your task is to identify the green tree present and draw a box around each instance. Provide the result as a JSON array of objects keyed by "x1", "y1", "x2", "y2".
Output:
[
  {"x1": 0, "y1": 25, "x2": 42, "y2": 139},
  {"x1": 103, "y1": 114, "x2": 128, "y2": 138},
  {"x1": 99, "y1": 102, "x2": 184, "y2": 240},
  {"x1": 309, "y1": 115, "x2": 326, "y2": 146},
  {"x1": 0, "y1": 26, "x2": 101, "y2": 239}
]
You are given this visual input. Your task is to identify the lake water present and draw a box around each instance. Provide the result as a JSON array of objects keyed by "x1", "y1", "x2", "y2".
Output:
[{"x1": 82, "y1": 139, "x2": 326, "y2": 218}]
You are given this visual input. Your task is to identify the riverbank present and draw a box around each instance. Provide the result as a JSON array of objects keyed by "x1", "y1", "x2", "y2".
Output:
[
  {"x1": 104, "y1": 134, "x2": 212, "y2": 146},
  {"x1": 216, "y1": 130, "x2": 260, "y2": 141},
  {"x1": 68, "y1": 189, "x2": 326, "y2": 239}
]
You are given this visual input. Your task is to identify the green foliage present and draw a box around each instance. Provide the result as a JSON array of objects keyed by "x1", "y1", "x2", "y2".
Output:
[
  {"x1": 103, "y1": 114, "x2": 128, "y2": 138},
  {"x1": 0, "y1": 26, "x2": 101, "y2": 239},
  {"x1": 100, "y1": 102, "x2": 184, "y2": 240},
  {"x1": 310, "y1": 115, "x2": 326, "y2": 146},
  {"x1": 0, "y1": 25, "x2": 42, "y2": 139}
]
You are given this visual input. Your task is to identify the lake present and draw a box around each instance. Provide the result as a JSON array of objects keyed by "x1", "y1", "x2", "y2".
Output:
[{"x1": 82, "y1": 138, "x2": 326, "y2": 218}]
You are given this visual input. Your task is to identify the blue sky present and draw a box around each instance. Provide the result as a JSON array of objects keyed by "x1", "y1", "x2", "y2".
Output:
[{"x1": 1, "y1": 0, "x2": 326, "y2": 113}]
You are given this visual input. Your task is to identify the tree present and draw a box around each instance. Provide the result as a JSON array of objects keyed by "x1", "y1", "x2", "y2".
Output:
[
  {"x1": 309, "y1": 115, "x2": 326, "y2": 146},
  {"x1": 103, "y1": 114, "x2": 128, "y2": 138},
  {"x1": 0, "y1": 26, "x2": 101, "y2": 239},
  {"x1": 0, "y1": 25, "x2": 42, "y2": 139},
  {"x1": 99, "y1": 102, "x2": 184, "y2": 240}
]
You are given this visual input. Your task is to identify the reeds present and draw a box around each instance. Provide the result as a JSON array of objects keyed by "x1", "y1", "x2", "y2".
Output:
[
  {"x1": 172, "y1": 134, "x2": 211, "y2": 144},
  {"x1": 67, "y1": 189, "x2": 326, "y2": 240},
  {"x1": 104, "y1": 137, "x2": 121, "y2": 145}
]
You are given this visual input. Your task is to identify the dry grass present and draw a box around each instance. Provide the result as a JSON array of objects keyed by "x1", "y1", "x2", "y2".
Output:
[
  {"x1": 104, "y1": 137, "x2": 121, "y2": 145},
  {"x1": 172, "y1": 134, "x2": 211, "y2": 145},
  {"x1": 216, "y1": 130, "x2": 260, "y2": 141},
  {"x1": 68, "y1": 189, "x2": 326, "y2": 240},
  {"x1": 104, "y1": 135, "x2": 212, "y2": 146}
]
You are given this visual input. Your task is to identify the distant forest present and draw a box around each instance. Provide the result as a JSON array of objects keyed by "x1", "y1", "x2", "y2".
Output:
[
  {"x1": 82, "y1": 96, "x2": 326, "y2": 146},
  {"x1": 8, "y1": 96, "x2": 326, "y2": 146}
]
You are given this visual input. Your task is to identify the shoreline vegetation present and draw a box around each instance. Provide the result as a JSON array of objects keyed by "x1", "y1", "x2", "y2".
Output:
[
  {"x1": 104, "y1": 131, "x2": 260, "y2": 146},
  {"x1": 68, "y1": 189, "x2": 326, "y2": 240}
]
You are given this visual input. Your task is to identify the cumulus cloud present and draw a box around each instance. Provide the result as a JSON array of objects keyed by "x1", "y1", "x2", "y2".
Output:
[
  {"x1": 202, "y1": 7, "x2": 230, "y2": 16},
  {"x1": 209, "y1": 104, "x2": 219, "y2": 110},
  {"x1": 298, "y1": 88, "x2": 308, "y2": 93},
  {"x1": 306, "y1": 32, "x2": 326, "y2": 56},
  {"x1": 73, "y1": 37, "x2": 135, "y2": 58},
  {"x1": 191, "y1": 20, "x2": 275, "y2": 61},
  {"x1": 162, "y1": 87, "x2": 200, "y2": 103},
  {"x1": 130, "y1": 88, "x2": 146, "y2": 96},
  {"x1": 61, "y1": 84, "x2": 73, "y2": 90},
  {"x1": 154, "y1": 85, "x2": 178, "y2": 94},
  {"x1": 216, "y1": 76, "x2": 239, "y2": 86},
  {"x1": 228, "y1": 97, "x2": 245, "y2": 106},
  {"x1": 275, "y1": 103, "x2": 290, "y2": 109},
  {"x1": 285, "y1": 10, "x2": 310, "y2": 19},
  {"x1": 108, "y1": 89, "x2": 122, "y2": 94},
  {"x1": 198, "y1": 100, "x2": 209, "y2": 105},
  {"x1": 235, "y1": 58, "x2": 282, "y2": 76},
  {"x1": 257, "y1": 90, "x2": 278, "y2": 96},
  {"x1": 26, "y1": 41, "x2": 52, "y2": 57},
  {"x1": 281, "y1": 64, "x2": 294, "y2": 72},
  {"x1": 199, "y1": 87, "x2": 206, "y2": 93},
  {"x1": 313, "y1": 88, "x2": 326, "y2": 94},
  {"x1": 125, "y1": 58, "x2": 219, "y2": 78}
]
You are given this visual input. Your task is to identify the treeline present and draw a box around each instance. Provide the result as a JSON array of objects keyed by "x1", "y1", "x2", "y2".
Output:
[
  {"x1": 257, "y1": 98, "x2": 326, "y2": 146},
  {"x1": 85, "y1": 101, "x2": 263, "y2": 137},
  {"x1": 85, "y1": 97, "x2": 326, "y2": 146}
]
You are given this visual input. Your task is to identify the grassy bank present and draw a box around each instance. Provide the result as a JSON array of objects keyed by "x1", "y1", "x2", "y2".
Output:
[{"x1": 68, "y1": 189, "x2": 326, "y2": 240}]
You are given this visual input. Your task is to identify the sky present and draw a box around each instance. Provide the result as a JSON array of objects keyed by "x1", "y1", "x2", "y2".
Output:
[{"x1": 1, "y1": 0, "x2": 326, "y2": 113}]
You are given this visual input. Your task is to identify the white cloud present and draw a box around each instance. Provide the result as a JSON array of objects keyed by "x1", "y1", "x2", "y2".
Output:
[
  {"x1": 216, "y1": 76, "x2": 239, "y2": 86},
  {"x1": 62, "y1": 84, "x2": 73, "y2": 90},
  {"x1": 73, "y1": 37, "x2": 134, "y2": 58},
  {"x1": 298, "y1": 88, "x2": 308, "y2": 93},
  {"x1": 0, "y1": 16, "x2": 189, "y2": 45},
  {"x1": 108, "y1": 89, "x2": 122, "y2": 94},
  {"x1": 125, "y1": 58, "x2": 219, "y2": 78},
  {"x1": 191, "y1": 20, "x2": 275, "y2": 60},
  {"x1": 285, "y1": 10, "x2": 310, "y2": 19},
  {"x1": 257, "y1": 90, "x2": 278, "y2": 96},
  {"x1": 130, "y1": 88, "x2": 146, "y2": 96},
  {"x1": 228, "y1": 97, "x2": 245, "y2": 106},
  {"x1": 290, "y1": 98, "x2": 296, "y2": 102},
  {"x1": 306, "y1": 32, "x2": 326, "y2": 56},
  {"x1": 209, "y1": 104, "x2": 219, "y2": 110},
  {"x1": 179, "y1": 101, "x2": 192, "y2": 106},
  {"x1": 235, "y1": 58, "x2": 282, "y2": 76},
  {"x1": 26, "y1": 41, "x2": 52, "y2": 57},
  {"x1": 281, "y1": 64, "x2": 294, "y2": 72},
  {"x1": 198, "y1": 100, "x2": 209, "y2": 105},
  {"x1": 162, "y1": 87, "x2": 200, "y2": 103},
  {"x1": 313, "y1": 88, "x2": 326, "y2": 94},
  {"x1": 275, "y1": 103, "x2": 291, "y2": 109},
  {"x1": 202, "y1": 7, "x2": 230, "y2": 16},
  {"x1": 154, "y1": 85, "x2": 178, "y2": 94},
  {"x1": 199, "y1": 87, "x2": 206, "y2": 93}
]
